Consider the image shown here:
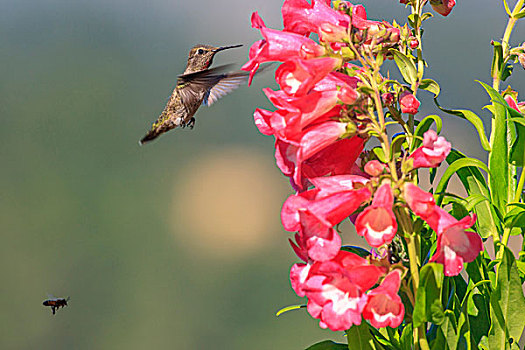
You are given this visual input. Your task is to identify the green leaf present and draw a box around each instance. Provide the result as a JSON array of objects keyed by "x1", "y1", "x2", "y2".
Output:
[
  {"x1": 431, "y1": 310, "x2": 458, "y2": 350},
  {"x1": 515, "y1": 9, "x2": 525, "y2": 19},
  {"x1": 436, "y1": 156, "x2": 491, "y2": 203},
  {"x1": 411, "y1": 114, "x2": 442, "y2": 151},
  {"x1": 503, "y1": 206, "x2": 525, "y2": 229},
  {"x1": 275, "y1": 304, "x2": 305, "y2": 317},
  {"x1": 487, "y1": 246, "x2": 525, "y2": 349},
  {"x1": 508, "y1": 114, "x2": 525, "y2": 166},
  {"x1": 372, "y1": 147, "x2": 388, "y2": 163},
  {"x1": 434, "y1": 99, "x2": 491, "y2": 151},
  {"x1": 346, "y1": 323, "x2": 382, "y2": 350},
  {"x1": 413, "y1": 263, "x2": 444, "y2": 327},
  {"x1": 478, "y1": 81, "x2": 509, "y2": 213},
  {"x1": 491, "y1": 41, "x2": 503, "y2": 81},
  {"x1": 399, "y1": 323, "x2": 413, "y2": 350},
  {"x1": 340, "y1": 245, "x2": 371, "y2": 258},
  {"x1": 419, "y1": 79, "x2": 440, "y2": 97},
  {"x1": 305, "y1": 340, "x2": 348, "y2": 350},
  {"x1": 390, "y1": 49, "x2": 418, "y2": 85},
  {"x1": 444, "y1": 150, "x2": 500, "y2": 238}
]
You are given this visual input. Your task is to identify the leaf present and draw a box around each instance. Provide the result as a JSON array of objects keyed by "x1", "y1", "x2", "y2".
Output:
[
  {"x1": 411, "y1": 114, "x2": 442, "y2": 151},
  {"x1": 419, "y1": 79, "x2": 440, "y2": 97},
  {"x1": 515, "y1": 9, "x2": 525, "y2": 19},
  {"x1": 491, "y1": 41, "x2": 503, "y2": 81},
  {"x1": 372, "y1": 147, "x2": 388, "y2": 163},
  {"x1": 390, "y1": 49, "x2": 417, "y2": 85},
  {"x1": 443, "y1": 150, "x2": 500, "y2": 238},
  {"x1": 434, "y1": 99, "x2": 491, "y2": 151},
  {"x1": 431, "y1": 310, "x2": 458, "y2": 350},
  {"x1": 275, "y1": 304, "x2": 305, "y2": 317},
  {"x1": 340, "y1": 245, "x2": 371, "y2": 258},
  {"x1": 478, "y1": 81, "x2": 509, "y2": 214},
  {"x1": 399, "y1": 323, "x2": 413, "y2": 350},
  {"x1": 487, "y1": 246, "x2": 525, "y2": 349},
  {"x1": 413, "y1": 263, "x2": 444, "y2": 327},
  {"x1": 508, "y1": 114, "x2": 525, "y2": 166},
  {"x1": 345, "y1": 323, "x2": 382, "y2": 350},
  {"x1": 503, "y1": 206, "x2": 525, "y2": 230},
  {"x1": 305, "y1": 340, "x2": 349, "y2": 350}
]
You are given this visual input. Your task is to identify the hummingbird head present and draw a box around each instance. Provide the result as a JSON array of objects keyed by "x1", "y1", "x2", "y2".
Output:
[{"x1": 184, "y1": 44, "x2": 242, "y2": 74}]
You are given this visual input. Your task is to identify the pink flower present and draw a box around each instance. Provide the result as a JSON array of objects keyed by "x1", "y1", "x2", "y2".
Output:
[
  {"x1": 504, "y1": 94, "x2": 525, "y2": 114},
  {"x1": 290, "y1": 262, "x2": 311, "y2": 296},
  {"x1": 282, "y1": 0, "x2": 350, "y2": 37},
  {"x1": 408, "y1": 130, "x2": 451, "y2": 168},
  {"x1": 364, "y1": 160, "x2": 387, "y2": 177},
  {"x1": 429, "y1": 212, "x2": 483, "y2": 276},
  {"x1": 403, "y1": 183, "x2": 436, "y2": 218},
  {"x1": 429, "y1": 0, "x2": 456, "y2": 17},
  {"x1": 399, "y1": 91, "x2": 420, "y2": 114},
  {"x1": 281, "y1": 175, "x2": 371, "y2": 231},
  {"x1": 242, "y1": 12, "x2": 326, "y2": 85},
  {"x1": 302, "y1": 250, "x2": 386, "y2": 331},
  {"x1": 363, "y1": 270, "x2": 405, "y2": 328},
  {"x1": 403, "y1": 183, "x2": 483, "y2": 276},
  {"x1": 275, "y1": 57, "x2": 342, "y2": 96},
  {"x1": 355, "y1": 183, "x2": 398, "y2": 247},
  {"x1": 289, "y1": 210, "x2": 343, "y2": 262}
]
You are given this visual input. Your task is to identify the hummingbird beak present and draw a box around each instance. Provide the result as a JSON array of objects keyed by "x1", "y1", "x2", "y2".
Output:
[{"x1": 213, "y1": 44, "x2": 243, "y2": 53}]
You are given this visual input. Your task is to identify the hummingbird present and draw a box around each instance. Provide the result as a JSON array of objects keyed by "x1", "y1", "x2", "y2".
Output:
[{"x1": 139, "y1": 44, "x2": 249, "y2": 144}]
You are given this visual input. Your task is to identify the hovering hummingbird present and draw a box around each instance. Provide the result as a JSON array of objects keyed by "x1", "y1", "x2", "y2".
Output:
[{"x1": 139, "y1": 44, "x2": 249, "y2": 144}]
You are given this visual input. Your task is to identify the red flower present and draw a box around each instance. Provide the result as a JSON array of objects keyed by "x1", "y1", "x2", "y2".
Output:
[
  {"x1": 275, "y1": 57, "x2": 342, "y2": 96},
  {"x1": 399, "y1": 91, "x2": 420, "y2": 114},
  {"x1": 242, "y1": 12, "x2": 326, "y2": 85},
  {"x1": 289, "y1": 210, "x2": 343, "y2": 262},
  {"x1": 282, "y1": 0, "x2": 350, "y2": 37},
  {"x1": 403, "y1": 183, "x2": 483, "y2": 276},
  {"x1": 302, "y1": 250, "x2": 386, "y2": 331},
  {"x1": 429, "y1": 0, "x2": 456, "y2": 17},
  {"x1": 281, "y1": 175, "x2": 371, "y2": 231},
  {"x1": 355, "y1": 183, "x2": 398, "y2": 247},
  {"x1": 362, "y1": 270, "x2": 405, "y2": 328},
  {"x1": 429, "y1": 212, "x2": 483, "y2": 276},
  {"x1": 408, "y1": 130, "x2": 451, "y2": 168}
]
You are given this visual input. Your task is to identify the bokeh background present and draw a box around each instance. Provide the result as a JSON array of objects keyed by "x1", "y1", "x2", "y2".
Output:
[{"x1": 1, "y1": 0, "x2": 524, "y2": 349}]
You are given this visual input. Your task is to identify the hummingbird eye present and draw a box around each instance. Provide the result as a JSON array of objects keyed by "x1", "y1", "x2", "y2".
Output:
[{"x1": 197, "y1": 49, "x2": 204, "y2": 55}]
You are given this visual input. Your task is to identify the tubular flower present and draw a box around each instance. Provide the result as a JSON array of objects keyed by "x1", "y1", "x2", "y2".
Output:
[
  {"x1": 403, "y1": 183, "x2": 483, "y2": 276},
  {"x1": 242, "y1": 12, "x2": 326, "y2": 85},
  {"x1": 302, "y1": 250, "x2": 386, "y2": 331},
  {"x1": 362, "y1": 269, "x2": 405, "y2": 328},
  {"x1": 281, "y1": 174, "x2": 371, "y2": 232},
  {"x1": 282, "y1": 0, "x2": 350, "y2": 37},
  {"x1": 408, "y1": 130, "x2": 451, "y2": 169},
  {"x1": 355, "y1": 183, "x2": 398, "y2": 247},
  {"x1": 275, "y1": 57, "x2": 342, "y2": 96}
]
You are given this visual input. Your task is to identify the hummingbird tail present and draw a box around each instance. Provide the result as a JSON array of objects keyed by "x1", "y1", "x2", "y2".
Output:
[{"x1": 139, "y1": 130, "x2": 160, "y2": 145}]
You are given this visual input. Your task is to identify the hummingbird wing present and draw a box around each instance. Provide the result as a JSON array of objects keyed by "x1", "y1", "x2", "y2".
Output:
[{"x1": 177, "y1": 64, "x2": 249, "y2": 108}]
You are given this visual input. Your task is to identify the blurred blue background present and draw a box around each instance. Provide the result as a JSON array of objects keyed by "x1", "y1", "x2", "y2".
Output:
[{"x1": 1, "y1": 0, "x2": 524, "y2": 349}]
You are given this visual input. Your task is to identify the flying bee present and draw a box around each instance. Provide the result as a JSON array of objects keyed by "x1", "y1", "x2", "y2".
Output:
[{"x1": 43, "y1": 296, "x2": 70, "y2": 315}]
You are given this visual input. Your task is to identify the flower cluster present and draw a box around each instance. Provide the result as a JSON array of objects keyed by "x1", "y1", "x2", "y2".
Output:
[{"x1": 244, "y1": 0, "x2": 481, "y2": 332}]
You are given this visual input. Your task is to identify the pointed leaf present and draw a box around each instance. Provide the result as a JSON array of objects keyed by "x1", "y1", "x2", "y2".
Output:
[
  {"x1": 390, "y1": 49, "x2": 417, "y2": 85},
  {"x1": 434, "y1": 99, "x2": 491, "y2": 151},
  {"x1": 346, "y1": 323, "x2": 382, "y2": 350},
  {"x1": 419, "y1": 79, "x2": 440, "y2": 97},
  {"x1": 443, "y1": 150, "x2": 500, "y2": 238},
  {"x1": 487, "y1": 246, "x2": 525, "y2": 349},
  {"x1": 413, "y1": 263, "x2": 444, "y2": 327},
  {"x1": 478, "y1": 81, "x2": 509, "y2": 213}
]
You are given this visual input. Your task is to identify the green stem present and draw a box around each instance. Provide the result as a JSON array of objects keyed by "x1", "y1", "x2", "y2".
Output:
[{"x1": 493, "y1": 0, "x2": 524, "y2": 91}]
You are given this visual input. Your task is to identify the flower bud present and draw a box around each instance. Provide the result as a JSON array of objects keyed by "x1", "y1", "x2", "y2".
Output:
[
  {"x1": 381, "y1": 92, "x2": 394, "y2": 106},
  {"x1": 364, "y1": 160, "x2": 387, "y2": 177},
  {"x1": 399, "y1": 91, "x2": 420, "y2": 114}
]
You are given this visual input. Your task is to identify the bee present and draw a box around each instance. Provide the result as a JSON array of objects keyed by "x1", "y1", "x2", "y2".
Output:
[{"x1": 43, "y1": 296, "x2": 70, "y2": 315}]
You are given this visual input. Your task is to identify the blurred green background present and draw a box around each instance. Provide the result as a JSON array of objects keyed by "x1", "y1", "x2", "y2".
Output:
[{"x1": 1, "y1": 0, "x2": 524, "y2": 349}]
